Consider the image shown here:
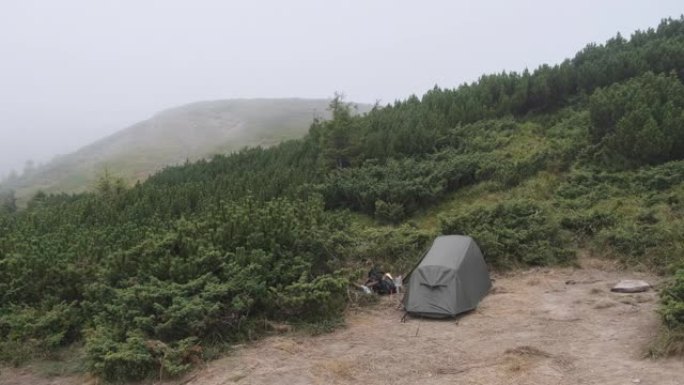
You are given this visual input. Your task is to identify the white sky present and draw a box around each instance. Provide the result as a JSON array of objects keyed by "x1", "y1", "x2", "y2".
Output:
[{"x1": 0, "y1": 0, "x2": 682, "y2": 177}]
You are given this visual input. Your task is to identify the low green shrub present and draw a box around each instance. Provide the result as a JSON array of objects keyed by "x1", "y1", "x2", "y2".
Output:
[
  {"x1": 85, "y1": 333, "x2": 156, "y2": 382},
  {"x1": 588, "y1": 72, "x2": 684, "y2": 168},
  {"x1": 0, "y1": 302, "x2": 82, "y2": 361},
  {"x1": 560, "y1": 209, "x2": 617, "y2": 236},
  {"x1": 374, "y1": 200, "x2": 406, "y2": 224},
  {"x1": 651, "y1": 270, "x2": 684, "y2": 356},
  {"x1": 274, "y1": 275, "x2": 348, "y2": 321},
  {"x1": 593, "y1": 219, "x2": 684, "y2": 272},
  {"x1": 661, "y1": 270, "x2": 684, "y2": 330},
  {"x1": 0, "y1": 196, "x2": 354, "y2": 380},
  {"x1": 440, "y1": 200, "x2": 575, "y2": 268},
  {"x1": 341, "y1": 225, "x2": 434, "y2": 274}
]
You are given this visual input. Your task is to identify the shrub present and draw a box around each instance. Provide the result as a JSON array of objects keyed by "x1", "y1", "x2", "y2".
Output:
[
  {"x1": 342, "y1": 225, "x2": 434, "y2": 274},
  {"x1": 588, "y1": 72, "x2": 684, "y2": 168},
  {"x1": 560, "y1": 210, "x2": 617, "y2": 236},
  {"x1": 374, "y1": 200, "x2": 406, "y2": 224},
  {"x1": 274, "y1": 275, "x2": 348, "y2": 321},
  {"x1": 661, "y1": 270, "x2": 684, "y2": 330},
  {"x1": 85, "y1": 333, "x2": 156, "y2": 382},
  {"x1": 1, "y1": 196, "x2": 354, "y2": 380},
  {"x1": 0, "y1": 302, "x2": 82, "y2": 363},
  {"x1": 440, "y1": 200, "x2": 575, "y2": 268},
  {"x1": 652, "y1": 270, "x2": 684, "y2": 356}
]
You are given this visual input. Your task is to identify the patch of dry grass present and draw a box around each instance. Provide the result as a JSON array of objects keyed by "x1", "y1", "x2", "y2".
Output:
[
  {"x1": 272, "y1": 339, "x2": 302, "y2": 354},
  {"x1": 504, "y1": 346, "x2": 551, "y2": 357},
  {"x1": 503, "y1": 346, "x2": 551, "y2": 373},
  {"x1": 593, "y1": 299, "x2": 617, "y2": 309},
  {"x1": 618, "y1": 296, "x2": 637, "y2": 305},
  {"x1": 315, "y1": 359, "x2": 356, "y2": 381},
  {"x1": 647, "y1": 327, "x2": 684, "y2": 358},
  {"x1": 579, "y1": 257, "x2": 621, "y2": 271},
  {"x1": 634, "y1": 294, "x2": 654, "y2": 303}
]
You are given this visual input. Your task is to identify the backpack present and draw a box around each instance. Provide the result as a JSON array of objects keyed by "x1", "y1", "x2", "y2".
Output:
[{"x1": 367, "y1": 266, "x2": 396, "y2": 295}]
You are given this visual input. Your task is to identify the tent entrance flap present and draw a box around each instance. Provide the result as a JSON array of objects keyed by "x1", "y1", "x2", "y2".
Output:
[
  {"x1": 417, "y1": 265, "x2": 454, "y2": 288},
  {"x1": 403, "y1": 235, "x2": 491, "y2": 317}
]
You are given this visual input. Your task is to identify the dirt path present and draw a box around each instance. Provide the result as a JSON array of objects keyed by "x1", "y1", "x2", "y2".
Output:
[{"x1": 2, "y1": 261, "x2": 682, "y2": 385}]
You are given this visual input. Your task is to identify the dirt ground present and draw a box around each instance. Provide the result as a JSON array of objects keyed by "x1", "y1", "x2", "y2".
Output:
[{"x1": 2, "y1": 259, "x2": 682, "y2": 385}]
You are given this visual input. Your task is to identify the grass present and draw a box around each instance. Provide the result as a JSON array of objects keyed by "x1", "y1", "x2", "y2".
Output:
[
  {"x1": 413, "y1": 171, "x2": 563, "y2": 232},
  {"x1": 29, "y1": 344, "x2": 88, "y2": 378},
  {"x1": 648, "y1": 327, "x2": 684, "y2": 357},
  {"x1": 292, "y1": 317, "x2": 346, "y2": 336},
  {"x1": 315, "y1": 359, "x2": 356, "y2": 381}
]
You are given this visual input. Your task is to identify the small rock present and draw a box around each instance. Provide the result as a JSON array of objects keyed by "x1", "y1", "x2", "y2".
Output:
[
  {"x1": 632, "y1": 379, "x2": 641, "y2": 384},
  {"x1": 611, "y1": 280, "x2": 650, "y2": 293}
]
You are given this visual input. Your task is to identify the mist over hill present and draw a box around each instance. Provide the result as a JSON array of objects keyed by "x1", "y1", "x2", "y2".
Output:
[
  {"x1": 1, "y1": 16, "x2": 684, "y2": 383},
  {"x1": 1, "y1": 98, "x2": 370, "y2": 199}
]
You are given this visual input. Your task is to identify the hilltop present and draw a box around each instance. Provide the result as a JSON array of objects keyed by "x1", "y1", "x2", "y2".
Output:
[{"x1": 1, "y1": 98, "x2": 370, "y2": 199}]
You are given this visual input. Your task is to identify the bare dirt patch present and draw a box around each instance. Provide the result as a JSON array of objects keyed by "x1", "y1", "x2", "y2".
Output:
[{"x1": 2, "y1": 261, "x2": 682, "y2": 385}]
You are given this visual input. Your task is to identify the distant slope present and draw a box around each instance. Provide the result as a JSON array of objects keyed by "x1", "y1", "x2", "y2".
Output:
[{"x1": 2, "y1": 98, "x2": 368, "y2": 198}]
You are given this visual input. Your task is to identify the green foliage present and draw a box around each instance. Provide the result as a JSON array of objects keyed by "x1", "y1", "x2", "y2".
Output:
[
  {"x1": 560, "y1": 209, "x2": 617, "y2": 237},
  {"x1": 85, "y1": 332, "x2": 203, "y2": 382},
  {"x1": 661, "y1": 270, "x2": 684, "y2": 330},
  {"x1": 0, "y1": 196, "x2": 351, "y2": 380},
  {"x1": 1, "y1": 17, "x2": 684, "y2": 380},
  {"x1": 274, "y1": 275, "x2": 348, "y2": 321},
  {"x1": 374, "y1": 200, "x2": 406, "y2": 224},
  {"x1": 652, "y1": 270, "x2": 684, "y2": 356},
  {"x1": 553, "y1": 161, "x2": 684, "y2": 272},
  {"x1": 95, "y1": 168, "x2": 128, "y2": 197},
  {"x1": 440, "y1": 200, "x2": 575, "y2": 268},
  {"x1": 309, "y1": 95, "x2": 363, "y2": 169},
  {"x1": 85, "y1": 333, "x2": 156, "y2": 382},
  {"x1": 588, "y1": 72, "x2": 684, "y2": 167},
  {"x1": 318, "y1": 17, "x2": 684, "y2": 163},
  {"x1": 0, "y1": 303, "x2": 81, "y2": 349},
  {"x1": 0, "y1": 190, "x2": 16, "y2": 214},
  {"x1": 319, "y1": 117, "x2": 574, "y2": 218},
  {"x1": 0, "y1": 302, "x2": 82, "y2": 366},
  {"x1": 345, "y1": 225, "x2": 434, "y2": 273}
]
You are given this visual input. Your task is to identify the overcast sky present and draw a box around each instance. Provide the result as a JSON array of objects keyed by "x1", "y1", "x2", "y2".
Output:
[{"x1": 0, "y1": 0, "x2": 682, "y2": 178}]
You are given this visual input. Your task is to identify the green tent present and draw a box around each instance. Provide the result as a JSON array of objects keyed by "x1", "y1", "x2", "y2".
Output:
[{"x1": 403, "y1": 235, "x2": 491, "y2": 317}]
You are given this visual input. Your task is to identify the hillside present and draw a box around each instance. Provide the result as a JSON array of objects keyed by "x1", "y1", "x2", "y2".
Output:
[
  {"x1": 1, "y1": 98, "x2": 370, "y2": 199},
  {"x1": 1, "y1": 17, "x2": 684, "y2": 384},
  {"x1": 3, "y1": 263, "x2": 681, "y2": 385}
]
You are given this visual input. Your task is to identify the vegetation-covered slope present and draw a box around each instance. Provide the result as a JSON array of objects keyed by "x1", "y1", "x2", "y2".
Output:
[
  {"x1": 1, "y1": 98, "x2": 367, "y2": 200},
  {"x1": 1, "y1": 17, "x2": 684, "y2": 382}
]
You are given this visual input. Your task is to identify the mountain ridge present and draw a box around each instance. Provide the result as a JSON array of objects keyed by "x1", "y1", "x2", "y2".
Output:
[{"x1": 2, "y1": 98, "x2": 370, "y2": 199}]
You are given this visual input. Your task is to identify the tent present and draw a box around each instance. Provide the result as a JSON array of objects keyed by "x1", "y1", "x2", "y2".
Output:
[{"x1": 403, "y1": 235, "x2": 491, "y2": 318}]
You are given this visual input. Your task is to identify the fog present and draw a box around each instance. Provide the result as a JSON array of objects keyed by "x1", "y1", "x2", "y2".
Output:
[{"x1": 0, "y1": 0, "x2": 681, "y2": 178}]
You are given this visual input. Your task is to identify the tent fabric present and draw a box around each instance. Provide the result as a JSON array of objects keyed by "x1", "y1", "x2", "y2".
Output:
[{"x1": 403, "y1": 235, "x2": 491, "y2": 318}]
